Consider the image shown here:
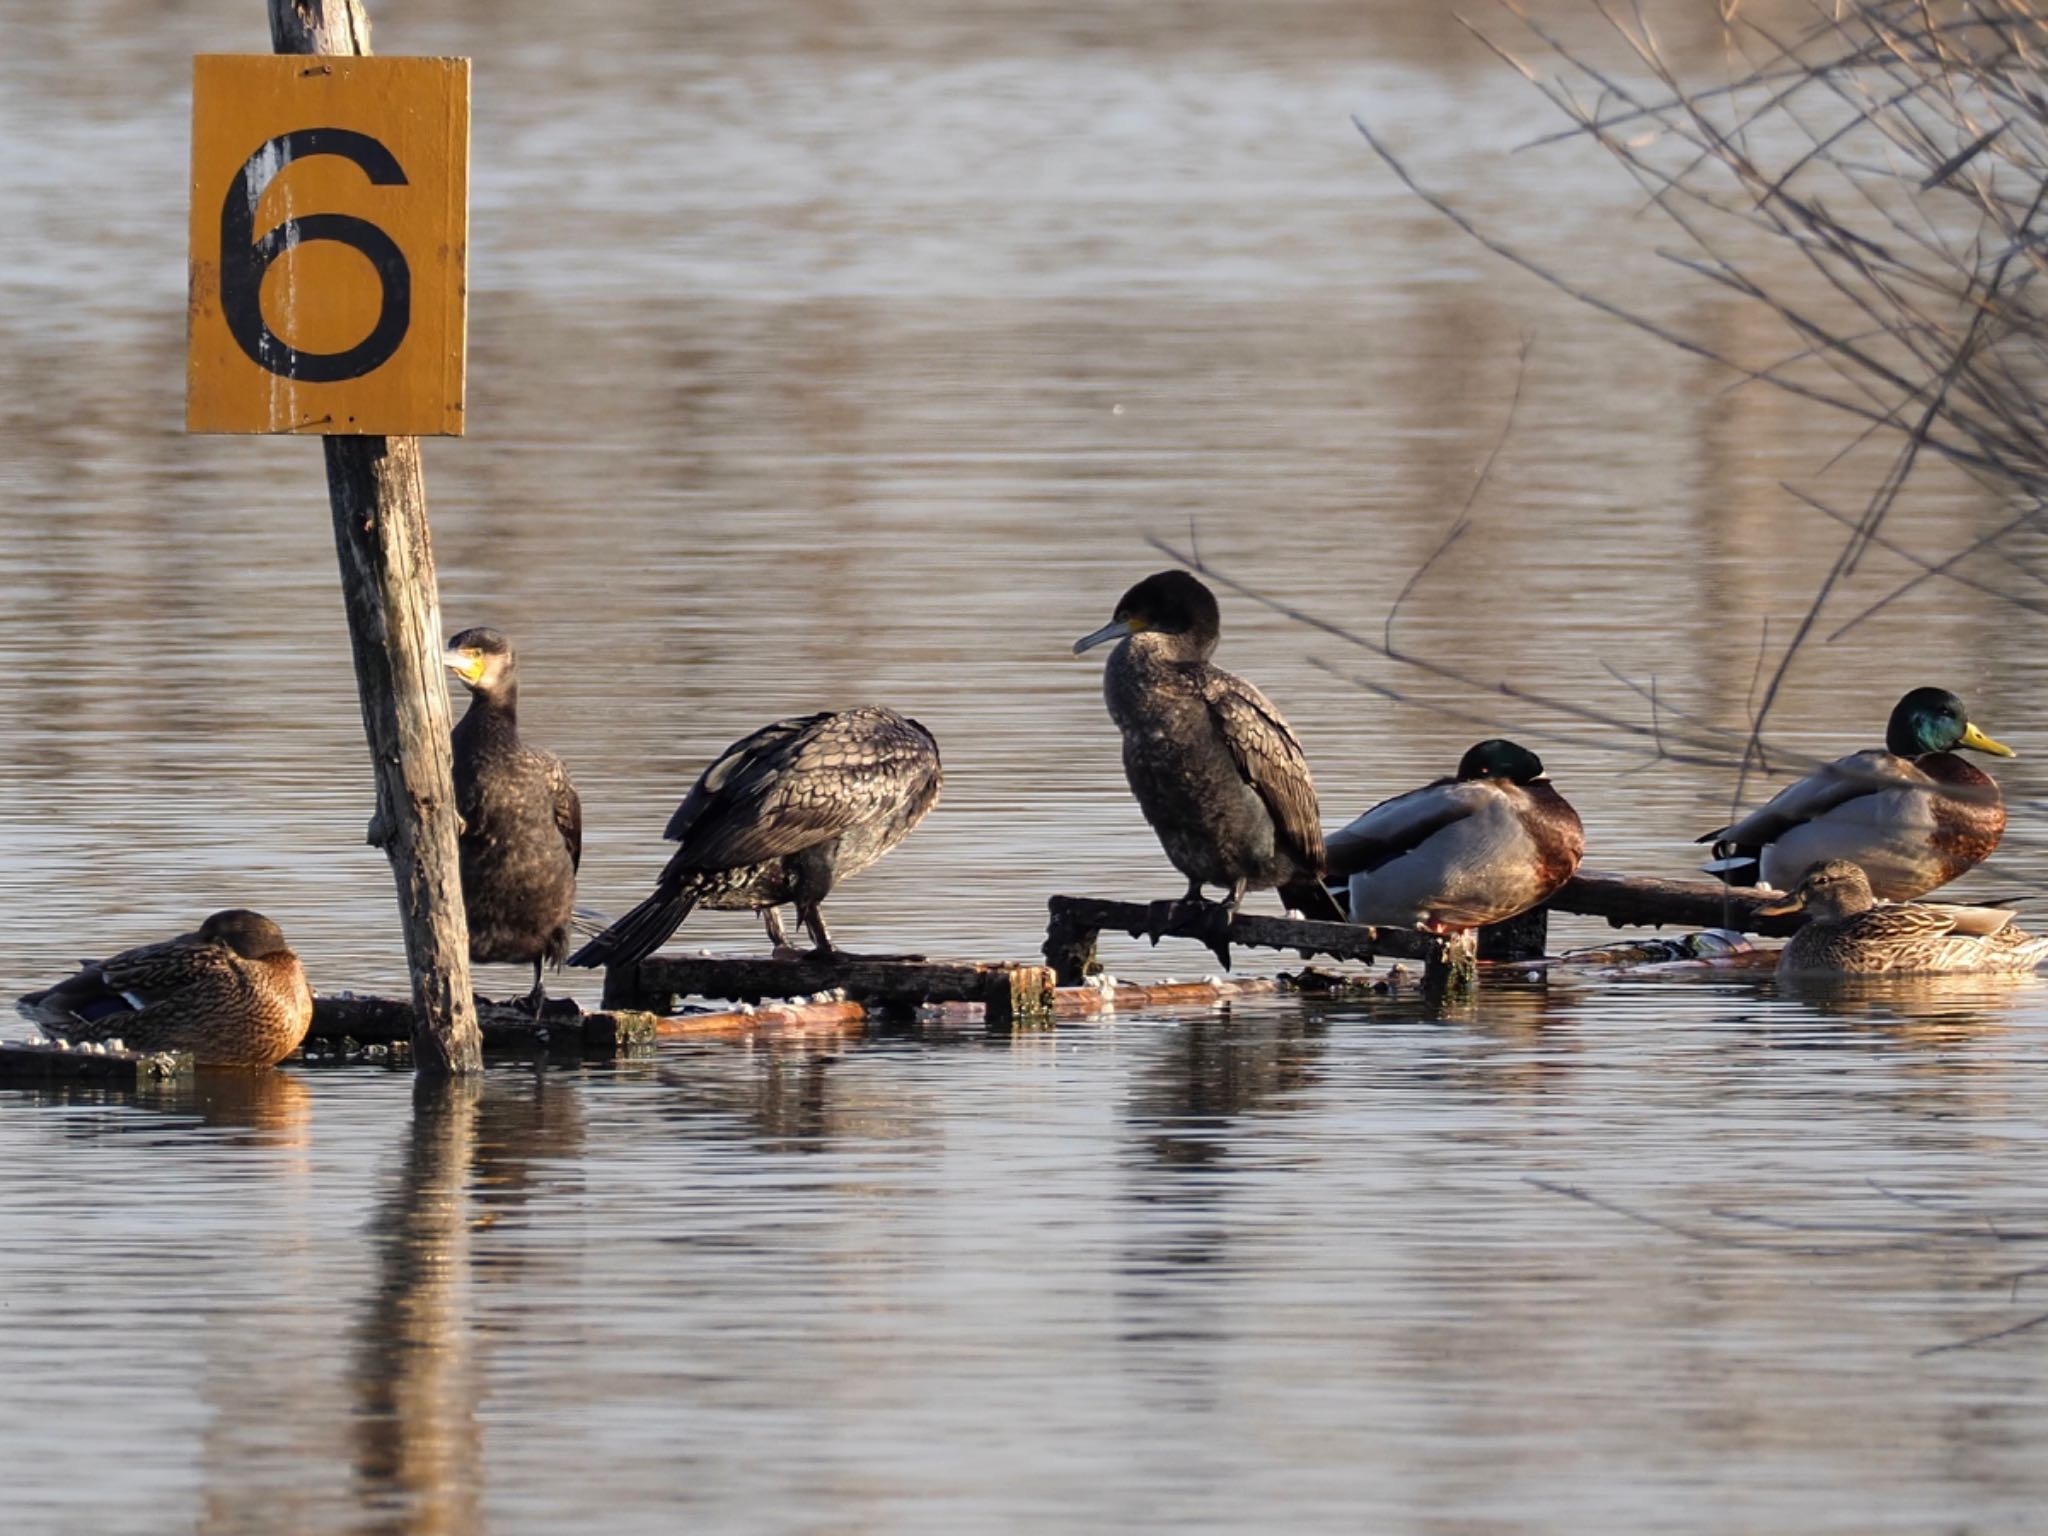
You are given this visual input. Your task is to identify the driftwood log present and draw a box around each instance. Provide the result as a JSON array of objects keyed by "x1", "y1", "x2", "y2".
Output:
[{"x1": 1549, "y1": 871, "x2": 1807, "y2": 937}]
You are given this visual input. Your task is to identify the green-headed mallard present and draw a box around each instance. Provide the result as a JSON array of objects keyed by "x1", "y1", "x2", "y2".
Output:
[
  {"x1": 444, "y1": 627, "x2": 583, "y2": 1009},
  {"x1": 1759, "y1": 859, "x2": 2048, "y2": 975},
  {"x1": 570, "y1": 706, "x2": 942, "y2": 966},
  {"x1": 1700, "y1": 686, "x2": 2013, "y2": 899},
  {"x1": 16, "y1": 909, "x2": 313, "y2": 1067},
  {"x1": 1074, "y1": 571, "x2": 1343, "y2": 925},
  {"x1": 1327, "y1": 738, "x2": 1585, "y2": 931}
]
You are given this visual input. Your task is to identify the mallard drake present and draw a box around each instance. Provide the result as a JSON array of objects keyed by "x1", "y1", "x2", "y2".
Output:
[
  {"x1": 1327, "y1": 738, "x2": 1584, "y2": 932},
  {"x1": 1759, "y1": 860, "x2": 2048, "y2": 976},
  {"x1": 445, "y1": 627, "x2": 582, "y2": 1009},
  {"x1": 16, "y1": 910, "x2": 313, "y2": 1067},
  {"x1": 570, "y1": 706, "x2": 942, "y2": 966},
  {"x1": 1699, "y1": 687, "x2": 2013, "y2": 899},
  {"x1": 1074, "y1": 571, "x2": 1343, "y2": 926}
]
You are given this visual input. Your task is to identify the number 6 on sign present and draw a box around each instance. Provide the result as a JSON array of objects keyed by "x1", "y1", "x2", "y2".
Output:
[{"x1": 187, "y1": 55, "x2": 468, "y2": 436}]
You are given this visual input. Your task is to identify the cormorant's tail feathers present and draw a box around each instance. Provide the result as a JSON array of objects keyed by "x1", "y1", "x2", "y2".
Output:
[
  {"x1": 1283, "y1": 878, "x2": 1346, "y2": 923},
  {"x1": 567, "y1": 888, "x2": 697, "y2": 969}
]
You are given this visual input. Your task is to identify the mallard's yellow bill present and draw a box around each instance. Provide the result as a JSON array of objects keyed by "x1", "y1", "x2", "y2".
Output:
[{"x1": 1959, "y1": 721, "x2": 2016, "y2": 758}]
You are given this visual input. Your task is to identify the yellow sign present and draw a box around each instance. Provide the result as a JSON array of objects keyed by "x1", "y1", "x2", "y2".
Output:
[{"x1": 187, "y1": 54, "x2": 469, "y2": 436}]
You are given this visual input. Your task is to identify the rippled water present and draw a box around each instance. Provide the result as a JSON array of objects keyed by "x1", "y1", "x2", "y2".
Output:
[{"x1": 7, "y1": 0, "x2": 2048, "y2": 1530}]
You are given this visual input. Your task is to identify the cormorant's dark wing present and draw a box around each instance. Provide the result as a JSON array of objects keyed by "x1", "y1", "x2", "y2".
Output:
[
  {"x1": 1324, "y1": 776, "x2": 1471, "y2": 880},
  {"x1": 1200, "y1": 671, "x2": 1326, "y2": 870},
  {"x1": 545, "y1": 752, "x2": 583, "y2": 873},
  {"x1": 664, "y1": 714, "x2": 828, "y2": 844},
  {"x1": 664, "y1": 709, "x2": 940, "y2": 872}
]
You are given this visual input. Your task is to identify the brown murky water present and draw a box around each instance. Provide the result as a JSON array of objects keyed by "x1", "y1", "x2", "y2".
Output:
[{"x1": 6, "y1": 2, "x2": 2048, "y2": 1531}]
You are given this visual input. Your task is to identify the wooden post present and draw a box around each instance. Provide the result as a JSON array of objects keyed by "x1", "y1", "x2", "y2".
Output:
[{"x1": 267, "y1": 0, "x2": 480, "y2": 1074}]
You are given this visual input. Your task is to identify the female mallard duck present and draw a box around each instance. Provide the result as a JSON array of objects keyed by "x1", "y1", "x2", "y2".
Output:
[
  {"x1": 1699, "y1": 686, "x2": 2013, "y2": 899},
  {"x1": 1327, "y1": 738, "x2": 1584, "y2": 931},
  {"x1": 1074, "y1": 571, "x2": 1343, "y2": 928},
  {"x1": 569, "y1": 705, "x2": 942, "y2": 966},
  {"x1": 15, "y1": 910, "x2": 313, "y2": 1067},
  {"x1": 1759, "y1": 860, "x2": 2048, "y2": 976},
  {"x1": 445, "y1": 627, "x2": 582, "y2": 1010}
]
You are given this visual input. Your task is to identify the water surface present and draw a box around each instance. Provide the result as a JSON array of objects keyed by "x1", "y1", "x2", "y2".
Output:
[{"x1": 5, "y1": 2, "x2": 2048, "y2": 1531}]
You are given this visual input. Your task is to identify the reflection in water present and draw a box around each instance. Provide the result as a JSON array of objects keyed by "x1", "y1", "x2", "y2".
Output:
[
  {"x1": 1127, "y1": 1010, "x2": 1329, "y2": 1170},
  {"x1": 351, "y1": 1077, "x2": 484, "y2": 1536}
]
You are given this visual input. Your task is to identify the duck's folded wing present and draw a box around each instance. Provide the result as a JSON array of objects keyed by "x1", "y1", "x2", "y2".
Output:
[
  {"x1": 1202, "y1": 675, "x2": 1325, "y2": 868},
  {"x1": 1700, "y1": 750, "x2": 1928, "y2": 846},
  {"x1": 1325, "y1": 778, "x2": 1478, "y2": 880},
  {"x1": 1905, "y1": 901, "x2": 2014, "y2": 936},
  {"x1": 1851, "y1": 905, "x2": 1959, "y2": 944},
  {"x1": 34, "y1": 938, "x2": 231, "y2": 1023}
]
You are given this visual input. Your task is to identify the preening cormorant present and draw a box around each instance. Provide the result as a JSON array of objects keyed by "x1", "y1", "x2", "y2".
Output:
[
  {"x1": 445, "y1": 627, "x2": 582, "y2": 1007},
  {"x1": 1699, "y1": 687, "x2": 2012, "y2": 899},
  {"x1": 569, "y1": 705, "x2": 942, "y2": 968},
  {"x1": 16, "y1": 909, "x2": 313, "y2": 1068},
  {"x1": 1327, "y1": 739, "x2": 1584, "y2": 931},
  {"x1": 1074, "y1": 570, "x2": 1342, "y2": 930}
]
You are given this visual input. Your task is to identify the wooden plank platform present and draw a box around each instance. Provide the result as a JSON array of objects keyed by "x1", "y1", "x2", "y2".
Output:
[
  {"x1": 603, "y1": 954, "x2": 1057, "y2": 1027},
  {"x1": 1043, "y1": 894, "x2": 1462, "y2": 987},
  {"x1": 309, "y1": 995, "x2": 658, "y2": 1054},
  {"x1": 0, "y1": 1039, "x2": 191, "y2": 1087}
]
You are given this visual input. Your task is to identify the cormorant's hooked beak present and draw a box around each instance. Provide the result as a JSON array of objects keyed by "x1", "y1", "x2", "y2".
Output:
[
  {"x1": 443, "y1": 647, "x2": 485, "y2": 686},
  {"x1": 1073, "y1": 619, "x2": 1133, "y2": 655},
  {"x1": 1959, "y1": 721, "x2": 2017, "y2": 758},
  {"x1": 1753, "y1": 889, "x2": 1806, "y2": 918}
]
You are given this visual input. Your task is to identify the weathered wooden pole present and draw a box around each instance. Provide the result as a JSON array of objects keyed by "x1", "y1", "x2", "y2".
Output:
[{"x1": 266, "y1": 0, "x2": 480, "y2": 1073}]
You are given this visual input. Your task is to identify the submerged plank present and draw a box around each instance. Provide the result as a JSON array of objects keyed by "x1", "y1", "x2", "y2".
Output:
[
  {"x1": 310, "y1": 995, "x2": 655, "y2": 1053},
  {"x1": 610, "y1": 953, "x2": 1055, "y2": 1022},
  {"x1": 0, "y1": 1039, "x2": 190, "y2": 1086}
]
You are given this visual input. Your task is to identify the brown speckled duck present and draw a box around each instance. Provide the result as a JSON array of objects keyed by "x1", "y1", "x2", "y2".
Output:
[
  {"x1": 1759, "y1": 860, "x2": 2048, "y2": 976},
  {"x1": 16, "y1": 910, "x2": 313, "y2": 1067}
]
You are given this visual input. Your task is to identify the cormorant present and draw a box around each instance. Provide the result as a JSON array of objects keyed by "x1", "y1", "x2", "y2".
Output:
[
  {"x1": 445, "y1": 627, "x2": 582, "y2": 1008},
  {"x1": 1699, "y1": 686, "x2": 2012, "y2": 898},
  {"x1": 17, "y1": 909, "x2": 313, "y2": 1068},
  {"x1": 1074, "y1": 570, "x2": 1343, "y2": 938},
  {"x1": 568, "y1": 705, "x2": 942, "y2": 968},
  {"x1": 1328, "y1": 739, "x2": 1584, "y2": 931}
]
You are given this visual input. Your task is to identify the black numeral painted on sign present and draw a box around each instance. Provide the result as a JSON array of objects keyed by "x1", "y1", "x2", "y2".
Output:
[{"x1": 219, "y1": 127, "x2": 412, "y2": 383}]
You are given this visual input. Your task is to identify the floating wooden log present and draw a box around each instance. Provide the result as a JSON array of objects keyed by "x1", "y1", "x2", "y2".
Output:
[
  {"x1": 310, "y1": 995, "x2": 657, "y2": 1054},
  {"x1": 1548, "y1": 871, "x2": 1806, "y2": 936},
  {"x1": 603, "y1": 955, "x2": 1057, "y2": 1028},
  {"x1": 0, "y1": 1039, "x2": 191, "y2": 1087}
]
